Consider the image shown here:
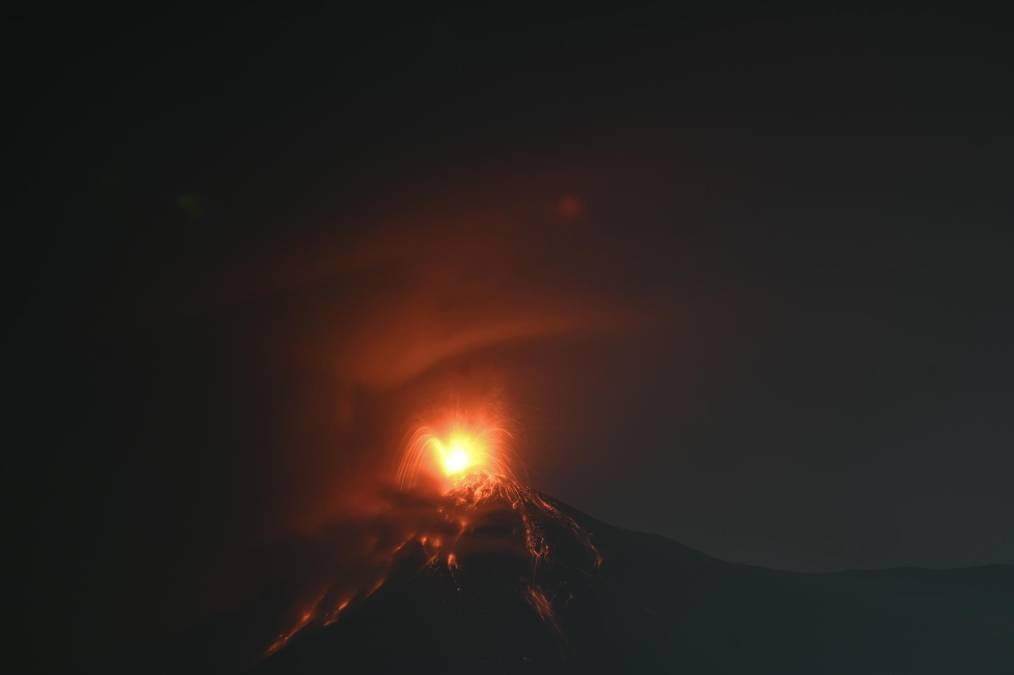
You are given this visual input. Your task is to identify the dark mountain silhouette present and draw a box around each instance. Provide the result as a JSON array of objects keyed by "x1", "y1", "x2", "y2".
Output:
[{"x1": 251, "y1": 492, "x2": 1014, "y2": 674}]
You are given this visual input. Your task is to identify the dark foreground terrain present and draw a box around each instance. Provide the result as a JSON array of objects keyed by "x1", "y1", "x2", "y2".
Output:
[{"x1": 252, "y1": 496, "x2": 1013, "y2": 674}]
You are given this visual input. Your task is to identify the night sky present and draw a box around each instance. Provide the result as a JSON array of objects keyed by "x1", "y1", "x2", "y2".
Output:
[{"x1": 12, "y1": 6, "x2": 1014, "y2": 670}]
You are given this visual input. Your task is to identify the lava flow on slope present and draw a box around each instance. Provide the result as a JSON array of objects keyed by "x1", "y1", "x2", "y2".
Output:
[
  {"x1": 259, "y1": 405, "x2": 602, "y2": 665},
  {"x1": 251, "y1": 404, "x2": 1014, "y2": 674}
]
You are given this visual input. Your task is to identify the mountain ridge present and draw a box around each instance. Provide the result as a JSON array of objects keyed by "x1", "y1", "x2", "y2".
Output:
[{"x1": 251, "y1": 496, "x2": 1013, "y2": 674}]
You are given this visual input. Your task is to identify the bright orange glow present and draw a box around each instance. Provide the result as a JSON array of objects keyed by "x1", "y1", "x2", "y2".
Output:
[
  {"x1": 265, "y1": 594, "x2": 324, "y2": 656},
  {"x1": 396, "y1": 404, "x2": 517, "y2": 493},
  {"x1": 323, "y1": 598, "x2": 351, "y2": 626},
  {"x1": 263, "y1": 402, "x2": 605, "y2": 662},
  {"x1": 432, "y1": 433, "x2": 485, "y2": 477},
  {"x1": 525, "y1": 586, "x2": 560, "y2": 635}
]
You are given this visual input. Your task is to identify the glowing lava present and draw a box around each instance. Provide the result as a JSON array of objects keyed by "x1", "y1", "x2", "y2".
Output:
[
  {"x1": 395, "y1": 404, "x2": 601, "y2": 579},
  {"x1": 263, "y1": 403, "x2": 601, "y2": 662},
  {"x1": 434, "y1": 433, "x2": 483, "y2": 477},
  {"x1": 397, "y1": 407, "x2": 517, "y2": 493}
]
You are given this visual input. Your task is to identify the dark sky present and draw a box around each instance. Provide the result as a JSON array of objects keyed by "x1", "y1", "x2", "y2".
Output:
[{"x1": 12, "y1": 6, "x2": 1014, "y2": 669}]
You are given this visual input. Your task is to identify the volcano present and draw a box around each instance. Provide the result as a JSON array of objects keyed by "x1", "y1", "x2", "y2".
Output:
[{"x1": 250, "y1": 488, "x2": 1014, "y2": 674}]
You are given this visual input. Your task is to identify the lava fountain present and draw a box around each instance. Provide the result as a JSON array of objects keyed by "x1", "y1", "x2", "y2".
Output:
[
  {"x1": 396, "y1": 406, "x2": 519, "y2": 494},
  {"x1": 263, "y1": 401, "x2": 601, "y2": 660}
]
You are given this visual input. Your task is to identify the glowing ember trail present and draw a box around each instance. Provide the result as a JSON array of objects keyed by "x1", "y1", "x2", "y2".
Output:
[
  {"x1": 264, "y1": 590, "x2": 326, "y2": 656},
  {"x1": 525, "y1": 585, "x2": 562, "y2": 636},
  {"x1": 396, "y1": 407, "x2": 518, "y2": 492},
  {"x1": 263, "y1": 403, "x2": 601, "y2": 660}
]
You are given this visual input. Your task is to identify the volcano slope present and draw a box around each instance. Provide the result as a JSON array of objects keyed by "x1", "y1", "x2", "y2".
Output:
[{"x1": 252, "y1": 492, "x2": 1014, "y2": 674}]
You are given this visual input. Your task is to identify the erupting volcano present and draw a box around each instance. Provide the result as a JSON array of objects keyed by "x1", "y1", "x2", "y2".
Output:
[
  {"x1": 252, "y1": 406, "x2": 1014, "y2": 675},
  {"x1": 261, "y1": 405, "x2": 602, "y2": 665},
  {"x1": 396, "y1": 407, "x2": 600, "y2": 570}
]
